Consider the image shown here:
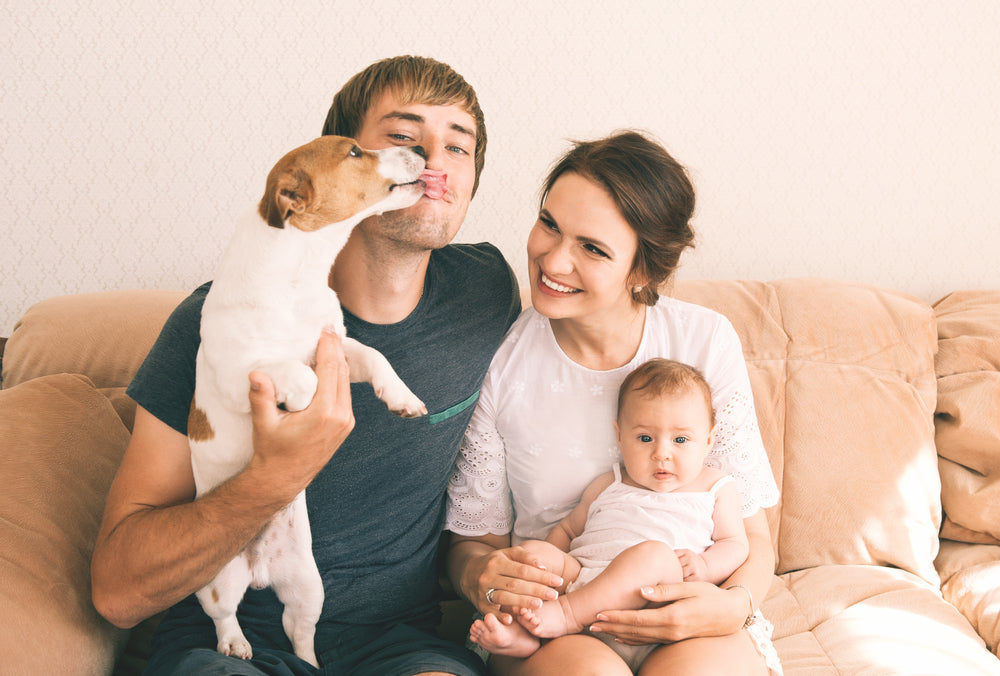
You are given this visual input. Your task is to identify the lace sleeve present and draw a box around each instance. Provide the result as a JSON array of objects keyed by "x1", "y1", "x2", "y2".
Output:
[
  {"x1": 704, "y1": 322, "x2": 780, "y2": 517},
  {"x1": 446, "y1": 398, "x2": 514, "y2": 536}
]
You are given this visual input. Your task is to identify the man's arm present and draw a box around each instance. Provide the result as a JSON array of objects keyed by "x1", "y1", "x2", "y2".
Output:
[{"x1": 91, "y1": 329, "x2": 355, "y2": 628}]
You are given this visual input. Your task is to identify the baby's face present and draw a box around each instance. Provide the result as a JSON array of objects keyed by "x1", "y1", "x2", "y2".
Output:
[{"x1": 615, "y1": 388, "x2": 714, "y2": 493}]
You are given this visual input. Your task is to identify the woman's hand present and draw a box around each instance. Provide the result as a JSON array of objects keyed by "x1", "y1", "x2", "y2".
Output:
[
  {"x1": 449, "y1": 535, "x2": 562, "y2": 622},
  {"x1": 590, "y1": 581, "x2": 748, "y2": 645}
]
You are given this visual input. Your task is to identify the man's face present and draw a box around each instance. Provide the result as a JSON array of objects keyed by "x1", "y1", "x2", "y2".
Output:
[{"x1": 353, "y1": 90, "x2": 478, "y2": 251}]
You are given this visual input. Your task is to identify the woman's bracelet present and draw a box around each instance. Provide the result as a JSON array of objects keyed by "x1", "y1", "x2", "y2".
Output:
[{"x1": 726, "y1": 584, "x2": 756, "y2": 629}]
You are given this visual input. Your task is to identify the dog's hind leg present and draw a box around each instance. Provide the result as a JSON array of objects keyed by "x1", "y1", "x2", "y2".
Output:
[
  {"x1": 341, "y1": 337, "x2": 427, "y2": 418},
  {"x1": 271, "y1": 494, "x2": 323, "y2": 667},
  {"x1": 196, "y1": 555, "x2": 255, "y2": 660}
]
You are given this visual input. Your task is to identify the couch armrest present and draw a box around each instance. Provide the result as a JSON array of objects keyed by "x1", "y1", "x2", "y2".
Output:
[{"x1": 936, "y1": 540, "x2": 1000, "y2": 657}]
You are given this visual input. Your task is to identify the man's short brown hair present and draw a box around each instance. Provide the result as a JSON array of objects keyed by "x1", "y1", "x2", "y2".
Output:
[{"x1": 323, "y1": 55, "x2": 487, "y2": 196}]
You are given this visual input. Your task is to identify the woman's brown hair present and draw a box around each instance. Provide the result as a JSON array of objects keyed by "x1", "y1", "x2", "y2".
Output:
[{"x1": 540, "y1": 131, "x2": 696, "y2": 305}]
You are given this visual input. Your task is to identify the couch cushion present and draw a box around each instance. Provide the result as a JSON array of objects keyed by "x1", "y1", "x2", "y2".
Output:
[
  {"x1": 673, "y1": 278, "x2": 941, "y2": 584},
  {"x1": 937, "y1": 541, "x2": 1000, "y2": 657},
  {"x1": 765, "y1": 566, "x2": 1000, "y2": 674},
  {"x1": 933, "y1": 290, "x2": 1000, "y2": 545},
  {"x1": 1, "y1": 289, "x2": 186, "y2": 391},
  {"x1": 0, "y1": 373, "x2": 131, "y2": 674}
]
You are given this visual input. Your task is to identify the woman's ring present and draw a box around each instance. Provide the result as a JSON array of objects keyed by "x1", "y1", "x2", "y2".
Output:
[{"x1": 486, "y1": 588, "x2": 498, "y2": 605}]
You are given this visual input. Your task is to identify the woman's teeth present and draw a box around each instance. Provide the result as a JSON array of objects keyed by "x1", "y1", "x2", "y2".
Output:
[{"x1": 541, "y1": 274, "x2": 579, "y2": 294}]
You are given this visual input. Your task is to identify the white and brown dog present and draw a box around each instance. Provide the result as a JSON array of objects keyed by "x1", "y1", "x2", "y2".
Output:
[{"x1": 188, "y1": 136, "x2": 438, "y2": 666}]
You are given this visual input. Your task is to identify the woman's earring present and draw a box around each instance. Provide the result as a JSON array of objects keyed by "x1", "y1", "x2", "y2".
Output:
[{"x1": 633, "y1": 285, "x2": 643, "y2": 294}]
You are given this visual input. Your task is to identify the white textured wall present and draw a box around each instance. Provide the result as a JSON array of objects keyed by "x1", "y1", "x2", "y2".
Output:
[{"x1": 3, "y1": 1, "x2": 998, "y2": 333}]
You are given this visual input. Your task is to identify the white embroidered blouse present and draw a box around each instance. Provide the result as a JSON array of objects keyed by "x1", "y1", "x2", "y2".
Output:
[{"x1": 446, "y1": 297, "x2": 779, "y2": 544}]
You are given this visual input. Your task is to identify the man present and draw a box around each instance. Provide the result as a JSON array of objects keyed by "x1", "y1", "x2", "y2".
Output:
[{"x1": 92, "y1": 55, "x2": 521, "y2": 676}]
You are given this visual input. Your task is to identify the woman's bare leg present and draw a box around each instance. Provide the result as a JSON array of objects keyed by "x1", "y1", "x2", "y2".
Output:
[
  {"x1": 490, "y1": 634, "x2": 632, "y2": 676},
  {"x1": 638, "y1": 632, "x2": 769, "y2": 676}
]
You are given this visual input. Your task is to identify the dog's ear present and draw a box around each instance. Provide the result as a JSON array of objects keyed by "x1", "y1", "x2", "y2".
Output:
[{"x1": 259, "y1": 168, "x2": 313, "y2": 229}]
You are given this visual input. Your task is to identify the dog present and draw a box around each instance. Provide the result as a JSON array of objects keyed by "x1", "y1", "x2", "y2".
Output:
[{"x1": 187, "y1": 135, "x2": 439, "y2": 666}]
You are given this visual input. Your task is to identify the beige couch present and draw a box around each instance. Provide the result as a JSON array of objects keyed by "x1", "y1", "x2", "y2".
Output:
[{"x1": 2, "y1": 279, "x2": 999, "y2": 675}]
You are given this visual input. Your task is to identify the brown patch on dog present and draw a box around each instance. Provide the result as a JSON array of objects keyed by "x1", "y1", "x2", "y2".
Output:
[
  {"x1": 211, "y1": 587, "x2": 220, "y2": 604},
  {"x1": 188, "y1": 397, "x2": 215, "y2": 441}
]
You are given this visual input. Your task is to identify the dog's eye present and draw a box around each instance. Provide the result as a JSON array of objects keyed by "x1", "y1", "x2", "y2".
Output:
[{"x1": 349, "y1": 146, "x2": 362, "y2": 158}]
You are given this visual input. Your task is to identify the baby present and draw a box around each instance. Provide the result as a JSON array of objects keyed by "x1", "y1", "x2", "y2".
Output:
[{"x1": 470, "y1": 358, "x2": 749, "y2": 669}]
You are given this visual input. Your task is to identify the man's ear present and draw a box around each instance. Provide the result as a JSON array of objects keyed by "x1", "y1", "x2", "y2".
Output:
[{"x1": 260, "y1": 168, "x2": 313, "y2": 229}]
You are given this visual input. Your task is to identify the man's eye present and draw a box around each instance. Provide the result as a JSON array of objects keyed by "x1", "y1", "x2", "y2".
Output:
[{"x1": 448, "y1": 144, "x2": 470, "y2": 155}]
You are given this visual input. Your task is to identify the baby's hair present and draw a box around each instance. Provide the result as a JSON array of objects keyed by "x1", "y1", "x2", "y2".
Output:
[{"x1": 617, "y1": 358, "x2": 715, "y2": 426}]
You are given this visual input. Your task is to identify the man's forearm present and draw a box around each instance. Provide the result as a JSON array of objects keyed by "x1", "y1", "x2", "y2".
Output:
[{"x1": 92, "y1": 468, "x2": 296, "y2": 628}]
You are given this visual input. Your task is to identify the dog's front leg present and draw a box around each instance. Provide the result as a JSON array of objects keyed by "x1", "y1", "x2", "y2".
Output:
[
  {"x1": 253, "y1": 361, "x2": 319, "y2": 412},
  {"x1": 341, "y1": 337, "x2": 427, "y2": 418}
]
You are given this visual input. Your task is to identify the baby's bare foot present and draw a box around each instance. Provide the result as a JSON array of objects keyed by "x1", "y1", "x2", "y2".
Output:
[
  {"x1": 469, "y1": 612, "x2": 540, "y2": 658},
  {"x1": 517, "y1": 597, "x2": 581, "y2": 639}
]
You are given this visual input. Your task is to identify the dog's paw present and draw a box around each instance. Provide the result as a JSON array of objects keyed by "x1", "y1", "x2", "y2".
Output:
[
  {"x1": 374, "y1": 379, "x2": 428, "y2": 419},
  {"x1": 219, "y1": 634, "x2": 253, "y2": 661},
  {"x1": 295, "y1": 646, "x2": 319, "y2": 669},
  {"x1": 264, "y1": 362, "x2": 318, "y2": 412},
  {"x1": 276, "y1": 382, "x2": 317, "y2": 412}
]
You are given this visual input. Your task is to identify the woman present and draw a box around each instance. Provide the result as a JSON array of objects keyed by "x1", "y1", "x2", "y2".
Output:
[{"x1": 446, "y1": 131, "x2": 781, "y2": 675}]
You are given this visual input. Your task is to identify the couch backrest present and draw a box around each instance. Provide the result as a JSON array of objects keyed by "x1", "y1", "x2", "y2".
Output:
[
  {"x1": 3, "y1": 281, "x2": 947, "y2": 583},
  {"x1": 673, "y1": 278, "x2": 942, "y2": 584},
  {"x1": 933, "y1": 290, "x2": 1000, "y2": 547},
  {"x1": 1, "y1": 289, "x2": 188, "y2": 429}
]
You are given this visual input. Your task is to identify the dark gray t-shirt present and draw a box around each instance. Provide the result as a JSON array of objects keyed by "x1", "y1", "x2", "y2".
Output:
[{"x1": 128, "y1": 243, "x2": 519, "y2": 640}]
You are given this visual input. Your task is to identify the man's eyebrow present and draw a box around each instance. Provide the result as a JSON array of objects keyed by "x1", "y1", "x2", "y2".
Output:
[
  {"x1": 382, "y1": 111, "x2": 424, "y2": 124},
  {"x1": 382, "y1": 111, "x2": 476, "y2": 140}
]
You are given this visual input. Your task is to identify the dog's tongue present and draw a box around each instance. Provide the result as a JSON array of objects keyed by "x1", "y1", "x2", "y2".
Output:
[{"x1": 420, "y1": 170, "x2": 448, "y2": 199}]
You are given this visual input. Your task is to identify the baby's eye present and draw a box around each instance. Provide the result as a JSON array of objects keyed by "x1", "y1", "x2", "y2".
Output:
[
  {"x1": 639, "y1": 434, "x2": 653, "y2": 443},
  {"x1": 673, "y1": 436, "x2": 689, "y2": 444}
]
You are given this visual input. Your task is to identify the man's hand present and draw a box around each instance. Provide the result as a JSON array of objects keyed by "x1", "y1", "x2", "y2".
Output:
[{"x1": 247, "y1": 327, "x2": 355, "y2": 495}]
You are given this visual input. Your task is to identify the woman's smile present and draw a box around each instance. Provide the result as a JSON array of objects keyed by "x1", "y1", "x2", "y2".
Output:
[{"x1": 539, "y1": 272, "x2": 581, "y2": 295}]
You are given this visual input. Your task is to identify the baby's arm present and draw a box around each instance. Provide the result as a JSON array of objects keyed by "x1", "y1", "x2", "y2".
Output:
[
  {"x1": 676, "y1": 477, "x2": 750, "y2": 584},
  {"x1": 544, "y1": 471, "x2": 615, "y2": 552}
]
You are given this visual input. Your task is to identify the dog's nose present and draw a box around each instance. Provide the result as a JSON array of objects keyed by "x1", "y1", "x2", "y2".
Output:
[{"x1": 410, "y1": 145, "x2": 427, "y2": 159}]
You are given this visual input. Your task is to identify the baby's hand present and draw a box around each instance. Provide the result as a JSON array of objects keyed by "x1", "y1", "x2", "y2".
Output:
[{"x1": 675, "y1": 549, "x2": 708, "y2": 581}]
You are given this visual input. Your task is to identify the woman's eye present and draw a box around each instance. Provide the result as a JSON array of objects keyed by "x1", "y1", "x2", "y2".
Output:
[
  {"x1": 539, "y1": 216, "x2": 558, "y2": 232},
  {"x1": 584, "y1": 243, "x2": 609, "y2": 258},
  {"x1": 639, "y1": 434, "x2": 653, "y2": 443},
  {"x1": 673, "y1": 436, "x2": 688, "y2": 444}
]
